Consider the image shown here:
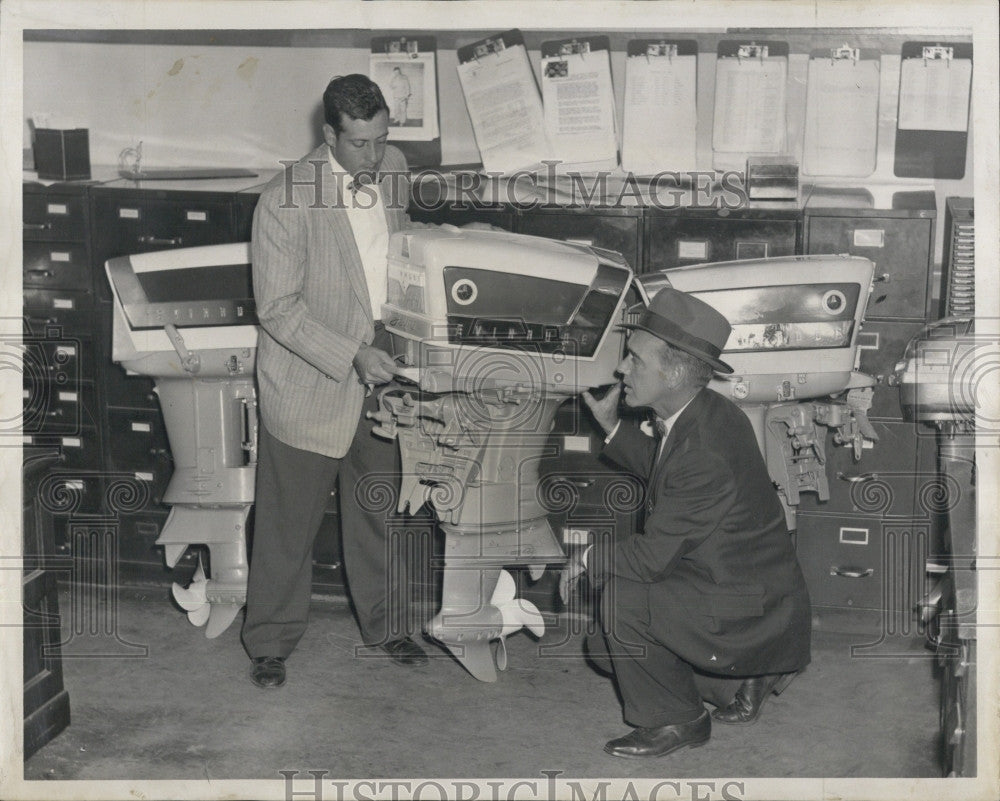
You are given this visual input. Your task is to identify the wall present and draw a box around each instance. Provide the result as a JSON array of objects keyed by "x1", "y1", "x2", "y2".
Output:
[{"x1": 23, "y1": 29, "x2": 976, "y2": 263}]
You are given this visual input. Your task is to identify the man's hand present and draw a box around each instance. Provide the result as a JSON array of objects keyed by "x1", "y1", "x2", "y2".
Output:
[
  {"x1": 581, "y1": 383, "x2": 622, "y2": 435},
  {"x1": 559, "y1": 552, "x2": 587, "y2": 606},
  {"x1": 353, "y1": 344, "x2": 398, "y2": 386}
]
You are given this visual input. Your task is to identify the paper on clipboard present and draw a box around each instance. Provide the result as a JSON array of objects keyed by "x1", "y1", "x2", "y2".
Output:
[
  {"x1": 370, "y1": 50, "x2": 439, "y2": 142},
  {"x1": 541, "y1": 48, "x2": 618, "y2": 172},
  {"x1": 803, "y1": 57, "x2": 880, "y2": 176},
  {"x1": 622, "y1": 53, "x2": 697, "y2": 174},
  {"x1": 456, "y1": 43, "x2": 550, "y2": 175},
  {"x1": 898, "y1": 57, "x2": 972, "y2": 132},
  {"x1": 713, "y1": 56, "x2": 787, "y2": 155}
]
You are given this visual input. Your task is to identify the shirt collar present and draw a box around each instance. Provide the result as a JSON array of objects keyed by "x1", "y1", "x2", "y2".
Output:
[
  {"x1": 327, "y1": 148, "x2": 379, "y2": 195},
  {"x1": 656, "y1": 395, "x2": 695, "y2": 439}
]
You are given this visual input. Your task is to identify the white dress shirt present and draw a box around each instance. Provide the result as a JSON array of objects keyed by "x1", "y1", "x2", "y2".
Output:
[{"x1": 328, "y1": 150, "x2": 390, "y2": 320}]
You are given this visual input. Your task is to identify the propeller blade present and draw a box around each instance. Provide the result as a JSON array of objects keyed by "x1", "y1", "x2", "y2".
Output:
[
  {"x1": 186, "y1": 603, "x2": 211, "y2": 627},
  {"x1": 496, "y1": 598, "x2": 546, "y2": 638},
  {"x1": 204, "y1": 602, "x2": 242, "y2": 639},
  {"x1": 490, "y1": 569, "x2": 516, "y2": 605}
]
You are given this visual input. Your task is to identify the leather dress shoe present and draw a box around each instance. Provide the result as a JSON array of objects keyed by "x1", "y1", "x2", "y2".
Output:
[
  {"x1": 380, "y1": 637, "x2": 429, "y2": 667},
  {"x1": 249, "y1": 656, "x2": 286, "y2": 689},
  {"x1": 711, "y1": 672, "x2": 796, "y2": 725},
  {"x1": 604, "y1": 710, "x2": 710, "y2": 759}
]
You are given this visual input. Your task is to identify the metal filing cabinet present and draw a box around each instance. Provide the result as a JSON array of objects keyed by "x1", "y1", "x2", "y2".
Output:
[
  {"x1": 804, "y1": 190, "x2": 937, "y2": 322},
  {"x1": 798, "y1": 190, "x2": 937, "y2": 631},
  {"x1": 22, "y1": 183, "x2": 107, "y2": 556},
  {"x1": 644, "y1": 203, "x2": 799, "y2": 273}
]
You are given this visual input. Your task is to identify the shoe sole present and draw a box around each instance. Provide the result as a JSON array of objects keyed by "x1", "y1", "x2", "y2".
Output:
[
  {"x1": 603, "y1": 736, "x2": 710, "y2": 759},
  {"x1": 248, "y1": 677, "x2": 285, "y2": 689},
  {"x1": 248, "y1": 669, "x2": 286, "y2": 689}
]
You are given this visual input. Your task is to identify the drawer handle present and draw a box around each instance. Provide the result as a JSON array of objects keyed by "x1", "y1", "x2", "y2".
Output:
[
  {"x1": 139, "y1": 235, "x2": 184, "y2": 247},
  {"x1": 872, "y1": 273, "x2": 891, "y2": 283},
  {"x1": 26, "y1": 269, "x2": 54, "y2": 279},
  {"x1": 563, "y1": 478, "x2": 596, "y2": 489},
  {"x1": 45, "y1": 408, "x2": 65, "y2": 418},
  {"x1": 24, "y1": 222, "x2": 52, "y2": 231},
  {"x1": 830, "y1": 566, "x2": 873, "y2": 579},
  {"x1": 26, "y1": 316, "x2": 55, "y2": 326}
]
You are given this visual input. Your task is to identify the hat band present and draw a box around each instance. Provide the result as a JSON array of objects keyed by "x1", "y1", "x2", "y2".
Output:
[{"x1": 635, "y1": 309, "x2": 724, "y2": 360}]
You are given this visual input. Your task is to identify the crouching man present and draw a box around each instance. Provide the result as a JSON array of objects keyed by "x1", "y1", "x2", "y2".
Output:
[{"x1": 563, "y1": 286, "x2": 812, "y2": 758}]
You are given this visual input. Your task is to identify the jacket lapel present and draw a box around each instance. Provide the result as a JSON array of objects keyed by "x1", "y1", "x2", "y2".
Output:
[
  {"x1": 648, "y1": 389, "x2": 708, "y2": 507},
  {"x1": 314, "y1": 145, "x2": 374, "y2": 325}
]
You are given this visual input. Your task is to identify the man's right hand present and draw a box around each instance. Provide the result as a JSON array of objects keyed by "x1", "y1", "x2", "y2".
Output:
[
  {"x1": 581, "y1": 383, "x2": 622, "y2": 434},
  {"x1": 353, "y1": 343, "x2": 398, "y2": 386}
]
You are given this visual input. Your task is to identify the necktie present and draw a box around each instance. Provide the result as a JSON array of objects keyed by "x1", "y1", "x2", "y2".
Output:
[{"x1": 654, "y1": 418, "x2": 668, "y2": 438}]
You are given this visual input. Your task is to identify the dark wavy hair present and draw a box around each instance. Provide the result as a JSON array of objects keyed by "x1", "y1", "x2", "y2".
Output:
[{"x1": 323, "y1": 74, "x2": 390, "y2": 134}]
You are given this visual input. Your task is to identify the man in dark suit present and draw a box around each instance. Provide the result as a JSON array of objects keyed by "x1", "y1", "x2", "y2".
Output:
[
  {"x1": 242, "y1": 74, "x2": 428, "y2": 689},
  {"x1": 565, "y1": 286, "x2": 811, "y2": 757}
]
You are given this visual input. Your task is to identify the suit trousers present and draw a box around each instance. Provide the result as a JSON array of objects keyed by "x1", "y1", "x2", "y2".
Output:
[
  {"x1": 242, "y1": 363, "x2": 426, "y2": 659},
  {"x1": 595, "y1": 578, "x2": 743, "y2": 728}
]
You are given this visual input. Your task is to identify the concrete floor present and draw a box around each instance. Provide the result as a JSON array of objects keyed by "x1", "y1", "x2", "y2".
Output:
[{"x1": 24, "y1": 585, "x2": 944, "y2": 782}]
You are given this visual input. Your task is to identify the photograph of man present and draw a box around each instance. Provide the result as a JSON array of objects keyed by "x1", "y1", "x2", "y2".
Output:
[
  {"x1": 241, "y1": 73, "x2": 428, "y2": 690},
  {"x1": 566, "y1": 286, "x2": 812, "y2": 758},
  {"x1": 389, "y1": 66, "x2": 411, "y2": 126}
]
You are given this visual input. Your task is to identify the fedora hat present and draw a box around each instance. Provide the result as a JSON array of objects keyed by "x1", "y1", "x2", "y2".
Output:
[{"x1": 621, "y1": 286, "x2": 734, "y2": 374}]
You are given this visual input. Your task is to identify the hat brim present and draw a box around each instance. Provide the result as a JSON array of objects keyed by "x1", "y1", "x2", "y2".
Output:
[{"x1": 618, "y1": 322, "x2": 734, "y2": 374}]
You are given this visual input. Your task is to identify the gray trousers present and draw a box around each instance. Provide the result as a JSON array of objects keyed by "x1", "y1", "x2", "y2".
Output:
[{"x1": 241, "y1": 391, "x2": 427, "y2": 659}]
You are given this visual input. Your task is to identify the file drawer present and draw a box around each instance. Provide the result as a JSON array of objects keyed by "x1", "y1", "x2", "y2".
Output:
[
  {"x1": 23, "y1": 242, "x2": 91, "y2": 290},
  {"x1": 803, "y1": 192, "x2": 936, "y2": 322},
  {"x1": 105, "y1": 407, "x2": 171, "y2": 472},
  {"x1": 22, "y1": 430, "x2": 103, "y2": 471},
  {"x1": 91, "y1": 195, "x2": 236, "y2": 261},
  {"x1": 22, "y1": 337, "x2": 96, "y2": 385},
  {"x1": 23, "y1": 289, "x2": 93, "y2": 335},
  {"x1": 796, "y1": 512, "x2": 930, "y2": 616},
  {"x1": 22, "y1": 381, "x2": 100, "y2": 435},
  {"x1": 23, "y1": 192, "x2": 89, "y2": 241}
]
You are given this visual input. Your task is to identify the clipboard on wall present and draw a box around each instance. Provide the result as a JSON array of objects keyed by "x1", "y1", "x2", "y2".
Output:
[
  {"x1": 456, "y1": 29, "x2": 550, "y2": 175},
  {"x1": 893, "y1": 42, "x2": 973, "y2": 179},
  {"x1": 539, "y1": 35, "x2": 618, "y2": 172},
  {"x1": 802, "y1": 46, "x2": 881, "y2": 177},
  {"x1": 370, "y1": 35, "x2": 441, "y2": 168},
  {"x1": 621, "y1": 40, "x2": 698, "y2": 175},
  {"x1": 712, "y1": 40, "x2": 790, "y2": 170}
]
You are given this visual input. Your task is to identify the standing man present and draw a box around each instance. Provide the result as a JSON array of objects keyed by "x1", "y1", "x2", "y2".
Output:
[
  {"x1": 242, "y1": 74, "x2": 428, "y2": 689},
  {"x1": 565, "y1": 287, "x2": 811, "y2": 757}
]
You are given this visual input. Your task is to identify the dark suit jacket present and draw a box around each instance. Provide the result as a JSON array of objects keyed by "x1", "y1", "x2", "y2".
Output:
[
  {"x1": 596, "y1": 387, "x2": 811, "y2": 676},
  {"x1": 251, "y1": 144, "x2": 411, "y2": 458}
]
